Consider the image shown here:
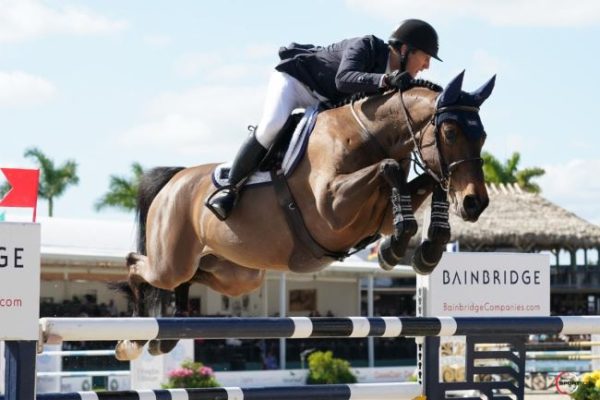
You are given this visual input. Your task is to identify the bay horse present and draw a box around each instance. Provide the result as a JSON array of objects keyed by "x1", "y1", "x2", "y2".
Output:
[{"x1": 115, "y1": 71, "x2": 495, "y2": 360}]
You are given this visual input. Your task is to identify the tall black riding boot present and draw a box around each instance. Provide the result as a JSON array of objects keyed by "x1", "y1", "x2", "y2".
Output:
[{"x1": 205, "y1": 134, "x2": 268, "y2": 220}]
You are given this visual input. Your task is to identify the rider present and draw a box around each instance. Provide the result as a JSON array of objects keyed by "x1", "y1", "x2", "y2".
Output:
[{"x1": 206, "y1": 19, "x2": 442, "y2": 221}]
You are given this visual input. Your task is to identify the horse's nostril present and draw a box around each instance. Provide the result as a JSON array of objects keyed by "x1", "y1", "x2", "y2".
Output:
[{"x1": 463, "y1": 195, "x2": 480, "y2": 215}]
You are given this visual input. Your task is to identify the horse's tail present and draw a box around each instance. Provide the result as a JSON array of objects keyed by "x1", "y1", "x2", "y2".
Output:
[{"x1": 136, "y1": 167, "x2": 185, "y2": 255}]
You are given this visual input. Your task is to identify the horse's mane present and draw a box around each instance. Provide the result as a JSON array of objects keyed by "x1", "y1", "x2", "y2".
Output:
[{"x1": 330, "y1": 79, "x2": 443, "y2": 109}]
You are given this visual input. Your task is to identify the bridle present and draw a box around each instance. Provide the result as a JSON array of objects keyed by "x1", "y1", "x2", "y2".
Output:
[
  {"x1": 349, "y1": 88, "x2": 484, "y2": 192},
  {"x1": 397, "y1": 89, "x2": 484, "y2": 192}
]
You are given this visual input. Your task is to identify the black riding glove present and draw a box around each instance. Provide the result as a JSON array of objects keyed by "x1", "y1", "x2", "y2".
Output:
[{"x1": 384, "y1": 70, "x2": 412, "y2": 89}]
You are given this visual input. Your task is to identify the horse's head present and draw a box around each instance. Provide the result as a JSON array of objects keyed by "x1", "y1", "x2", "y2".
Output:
[{"x1": 419, "y1": 71, "x2": 495, "y2": 221}]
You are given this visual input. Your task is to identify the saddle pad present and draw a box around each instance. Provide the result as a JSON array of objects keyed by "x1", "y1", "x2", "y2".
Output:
[{"x1": 212, "y1": 106, "x2": 319, "y2": 188}]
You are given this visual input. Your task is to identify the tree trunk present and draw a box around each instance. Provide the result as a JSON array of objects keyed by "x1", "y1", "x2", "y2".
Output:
[{"x1": 48, "y1": 197, "x2": 53, "y2": 217}]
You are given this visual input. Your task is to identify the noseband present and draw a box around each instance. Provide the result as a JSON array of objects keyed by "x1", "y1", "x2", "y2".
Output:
[{"x1": 398, "y1": 91, "x2": 483, "y2": 191}]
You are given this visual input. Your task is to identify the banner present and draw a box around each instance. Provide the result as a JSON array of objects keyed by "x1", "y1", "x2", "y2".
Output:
[{"x1": 0, "y1": 168, "x2": 40, "y2": 222}]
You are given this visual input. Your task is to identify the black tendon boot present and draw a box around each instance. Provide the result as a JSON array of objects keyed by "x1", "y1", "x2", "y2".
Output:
[{"x1": 205, "y1": 134, "x2": 267, "y2": 220}]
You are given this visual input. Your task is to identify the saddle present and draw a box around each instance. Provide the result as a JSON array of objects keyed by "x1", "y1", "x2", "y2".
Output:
[{"x1": 211, "y1": 106, "x2": 319, "y2": 189}]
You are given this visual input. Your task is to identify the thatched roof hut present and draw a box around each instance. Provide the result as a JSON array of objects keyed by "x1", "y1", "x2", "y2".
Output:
[{"x1": 413, "y1": 183, "x2": 600, "y2": 253}]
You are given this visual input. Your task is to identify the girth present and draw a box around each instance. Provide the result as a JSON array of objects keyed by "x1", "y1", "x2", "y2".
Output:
[{"x1": 270, "y1": 170, "x2": 379, "y2": 261}]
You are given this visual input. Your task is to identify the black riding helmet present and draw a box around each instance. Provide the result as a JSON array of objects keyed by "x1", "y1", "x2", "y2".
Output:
[{"x1": 388, "y1": 19, "x2": 442, "y2": 61}]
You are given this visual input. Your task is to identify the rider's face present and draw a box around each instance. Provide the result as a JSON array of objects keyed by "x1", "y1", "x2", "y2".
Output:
[{"x1": 405, "y1": 49, "x2": 431, "y2": 78}]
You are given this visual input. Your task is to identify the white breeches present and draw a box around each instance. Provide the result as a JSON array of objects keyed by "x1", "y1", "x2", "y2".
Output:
[{"x1": 254, "y1": 71, "x2": 323, "y2": 148}]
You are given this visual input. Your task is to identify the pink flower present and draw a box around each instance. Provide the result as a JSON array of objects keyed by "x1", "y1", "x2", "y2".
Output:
[
  {"x1": 168, "y1": 367, "x2": 194, "y2": 378},
  {"x1": 199, "y1": 366, "x2": 214, "y2": 376}
]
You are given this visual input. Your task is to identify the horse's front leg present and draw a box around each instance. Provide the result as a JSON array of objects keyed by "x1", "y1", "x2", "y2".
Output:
[
  {"x1": 412, "y1": 184, "x2": 451, "y2": 275},
  {"x1": 376, "y1": 161, "x2": 419, "y2": 270}
]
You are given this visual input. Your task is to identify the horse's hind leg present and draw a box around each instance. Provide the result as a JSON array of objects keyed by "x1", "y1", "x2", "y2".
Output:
[
  {"x1": 191, "y1": 255, "x2": 265, "y2": 298},
  {"x1": 115, "y1": 253, "x2": 168, "y2": 360},
  {"x1": 115, "y1": 273, "x2": 153, "y2": 361},
  {"x1": 143, "y1": 254, "x2": 264, "y2": 356},
  {"x1": 147, "y1": 283, "x2": 190, "y2": 356}
]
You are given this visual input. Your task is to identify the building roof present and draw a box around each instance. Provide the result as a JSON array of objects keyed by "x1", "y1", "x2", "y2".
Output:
[
  {"x1": 414, "y1": 183, "x2": 600, "y2": 252},
  {"x1": 41, "y1": 217, "x2": 138, "y2": 262}
]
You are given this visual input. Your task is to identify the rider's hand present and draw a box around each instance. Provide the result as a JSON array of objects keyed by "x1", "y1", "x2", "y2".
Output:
[{"x1": 384, "y1": 70, "x2": 411, "y2": 89}]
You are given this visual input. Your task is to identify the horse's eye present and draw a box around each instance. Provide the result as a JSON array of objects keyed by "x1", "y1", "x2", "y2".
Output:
[{"x1": 444, "y1": 127, "x2": 457, "y2": 144}]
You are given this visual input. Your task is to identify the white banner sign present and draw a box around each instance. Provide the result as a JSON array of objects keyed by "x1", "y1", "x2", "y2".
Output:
[
  {"x1": 0, "y1": 223, "x2": 40, "y2": 339},
  {"x1": 418, "y1": 252, "x2": 550, "y2": 317}
]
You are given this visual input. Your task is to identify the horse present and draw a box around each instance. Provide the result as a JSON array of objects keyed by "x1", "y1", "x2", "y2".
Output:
[{"x1": 115, "y1": 71, "x2": 495, "y2": 360}]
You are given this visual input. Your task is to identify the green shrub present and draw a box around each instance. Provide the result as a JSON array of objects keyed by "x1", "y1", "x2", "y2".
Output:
[
  {"x1": 571, "y1": 371, "x2": 600, "y2": 400},
  {"x1": 162, "y1": 360, "x2": 220, "y2": 388},
  {"x1": 306, "y1": 351, "x2": 357, "y2": 384}
]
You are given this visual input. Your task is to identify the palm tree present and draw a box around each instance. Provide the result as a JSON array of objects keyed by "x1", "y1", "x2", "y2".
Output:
[
  {"x1": 482, "y1": 151, "x2": 545, "y2": 193},
  {"x1": 95, "y1": 162, "x2": 144, "y2": 212},
  {"x1": 24, "y1": 147, "x2": 79, "y2": 217},
  {"x1": 0, "y1": 182, "x2": 8, "y2": 220},
  {"x1": 0, "y1": 182, "x2": 9, "y2": 197}
]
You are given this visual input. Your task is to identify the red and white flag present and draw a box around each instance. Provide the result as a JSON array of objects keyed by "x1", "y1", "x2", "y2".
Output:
[{"x1": 0, "y1": 168, "x2": 40, "y2": 222}]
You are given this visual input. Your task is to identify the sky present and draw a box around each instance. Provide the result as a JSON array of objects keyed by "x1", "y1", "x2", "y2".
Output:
[{"x1": 0, "y1": 0, "x2": 599, "y2": 225}]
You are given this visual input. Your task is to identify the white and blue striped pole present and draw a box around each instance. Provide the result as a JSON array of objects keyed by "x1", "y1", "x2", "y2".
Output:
[
  {"x1": 0, "y1": 382, "x2": 423, "y2": 400},
  {"x1": 40, "y1": 316, "x2": 600, "y2": 342}
]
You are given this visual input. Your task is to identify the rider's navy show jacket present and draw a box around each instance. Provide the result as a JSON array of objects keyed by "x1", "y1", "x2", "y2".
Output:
[{"x1": 276, "y1": 35, "x2": 390, "y2": 104}]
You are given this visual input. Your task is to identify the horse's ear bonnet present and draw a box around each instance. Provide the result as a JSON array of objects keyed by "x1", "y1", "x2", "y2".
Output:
[{"x1": 435, "y1": 72, "x2": 496, "y2": 141}]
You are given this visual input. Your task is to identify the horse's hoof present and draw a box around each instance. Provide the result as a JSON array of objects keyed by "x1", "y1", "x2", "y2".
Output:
[
  {"x1": 378, "y1": 253, "x2": 396, "y2": 271},
  {"x1": 115, "y1": 340, "x2": 144, "y2": 361},
  {"x1": 148, "y1": 339, "x2": 179, "y2": 356},
  {"x1": 126, "y1": 252, "x2": 141, "y2": 267},
  {"x1": 411, "y1": 244, "x2": 440, "y2": 275},
  {"x1": 377, "y1": 237, "x2": 400, "y2": 271}
]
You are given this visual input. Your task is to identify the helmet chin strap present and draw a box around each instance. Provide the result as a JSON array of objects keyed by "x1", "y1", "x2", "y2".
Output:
[
  {"x1": 398, "y1": 46, "x2": 412, "y2": 73},
  {"x1": 400, "y1": 53, "x2": 407, "y2": 73}
]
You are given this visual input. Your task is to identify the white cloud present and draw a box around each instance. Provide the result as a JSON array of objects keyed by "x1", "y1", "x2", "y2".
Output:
[
  {"x1": 0, "y1": 70, "x2": 56, "y2": 107},
  {"x1": 539, "y1": 159, "x2": 600, "y2": 224},
  {"x1": 118, "y1": 85, "x2": 266, "y2": 159},
  {"x1": 0, "y1": 0, "x2": 127, "y2": 43},
  {"x1": 345, "y1": 0, "x2": 600, "y2": 27},
  {"x1": 124, "y1": 43, "x2": 278, "y2": 159}
]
